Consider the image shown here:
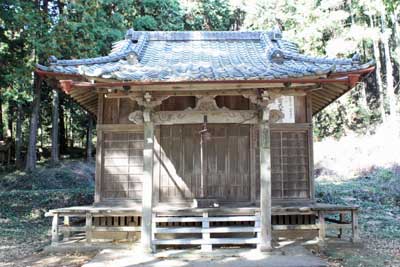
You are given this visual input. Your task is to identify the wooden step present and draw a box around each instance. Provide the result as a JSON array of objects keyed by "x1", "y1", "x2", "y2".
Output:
[
  {"x1": 155, "y1": 226, "x2": 260, "y2": 234},
  {"x1": 154, "y1": 215, "x2": 259, "y2": 223},
  {"x1": 153, "y1": 237, "x2": 259, "y2": 245}
]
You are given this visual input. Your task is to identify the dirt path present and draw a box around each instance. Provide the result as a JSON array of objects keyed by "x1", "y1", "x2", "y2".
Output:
[
  {"x1": 319, "y1": 237, "x2": 400, "y2": 267},
  {"x1": 0, "y1": 251, "x2": 96, "y2": 267}
]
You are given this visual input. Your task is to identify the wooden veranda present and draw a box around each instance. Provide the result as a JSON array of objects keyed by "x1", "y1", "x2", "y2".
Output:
[{"x1": 46, "y1": 203, "x2": 360, "y2": 251}]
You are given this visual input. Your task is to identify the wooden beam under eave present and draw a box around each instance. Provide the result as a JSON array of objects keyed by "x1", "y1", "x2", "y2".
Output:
[
  {"x1": 312, "y1": 105, "x2": 324, "y2": 115},
  {"x1": 311, "y1": 95, "x2": 327, "y2": 106},
  {"x1": 313, "y1": 83, "x2": 354, "y2": 116},
  {"x1": 348, "y1": 74, "x2": 361, "y2": 88},
  {"x1": 60, "y1": 80, "x2": 73, "y2": 93},
  {"x1": 71, "y1": 77, "x2": 350, "y2": 92},
  {"x1": 317, "y1": 88, "x2": 340, "y2": 99},
  {"x1": 312, "y1": 92, "x2": 334, "y2": 102},
  {"x1": 311, "y1": 96, "x2": 327, "y2": 107},
  {"x1": 69, "y1": 87, "x2": 95, "y2": 98},
  {"x1": 324, "y1": 83, "x2": 348, "y2": 93},
  {"x1": 102, "y1": 87, "x2": 318, "y2": 100},
  {"x1": 74, "y1": 92, "x2": 97, "y2": 103},
  {"x1": 86, "y1": 102, "x2": 98, "y2": 112},
  {"x1": 79, "y1": 97, "x2": 98, "y2": 108},
  {"x1": 96, "y1": 83, "x2": 317, "y2": 92}
]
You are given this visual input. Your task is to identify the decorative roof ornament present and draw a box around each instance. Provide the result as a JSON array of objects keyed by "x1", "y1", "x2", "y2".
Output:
[
  {"x1": 48, "y1": 55, "x2": 58, "y2": 64},
  {"x1": 269, "y1": 48, "x2": 285, "y2": 64},
  {"x1": 125, "y1": 28, "x2": 135, "y2": 40},
  {"x1": 126, "y1": 51, "x2": 138, "y2": 65},
  {"x1": 352, "y1": 53, "x2": 361, "y2": 63},
  {"x1": 271, "y1": 26, "x2": 282, "y2": 41}
]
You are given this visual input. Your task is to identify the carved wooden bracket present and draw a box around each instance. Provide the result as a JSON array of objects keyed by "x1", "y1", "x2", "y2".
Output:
[
  {"x1": 243, "y1": 90, "x2": 281, "y2": 108},
  {"x1": 129, "y1": 92, "x2": 169, "y2": 109},
  {"x1": 129, "y1": 95, "x2": 258, "y2": 125},
  {"x1": 128, "y1": 94, "x2": 291, "y2": 125}
]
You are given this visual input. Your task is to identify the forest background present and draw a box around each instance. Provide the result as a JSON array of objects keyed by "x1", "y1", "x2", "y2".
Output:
[{"x1": 1, "y1": 0, "x2": 399, "y2": 170}]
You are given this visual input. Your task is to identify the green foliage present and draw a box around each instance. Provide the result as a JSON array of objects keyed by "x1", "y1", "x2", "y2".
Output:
[
  {"x1": 313, "y1": 103, "x2": 348, "y2": 139},
  {"x1": 0, "y1": 0, "x2": 239, "y2": 160},
  {"x1": 313, "y1": 85, "x2": 382, "y2": 140},
  {"x1": 134, "y1": 0, "x2": 184, "y2": 31},
  {"x1": 134, "y1": 15, "x2": 159, "y2": 30},
  {"x1": 184, "y1": 0, "x2": 234, "y2": 30},
  {"x1": 0, "y1": 188, "x2": 93, "y2": 218},
  {"x1": 0, "y1": 161, "x2": 94, "y2": 248},
  {"x1": 0, "y1": 163, "x2": 94, "y2": 191}
]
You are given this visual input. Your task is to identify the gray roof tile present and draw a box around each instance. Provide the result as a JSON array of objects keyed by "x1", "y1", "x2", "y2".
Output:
[{"x1": 37, "y1": 30, "x2": 373, "y2": 82}]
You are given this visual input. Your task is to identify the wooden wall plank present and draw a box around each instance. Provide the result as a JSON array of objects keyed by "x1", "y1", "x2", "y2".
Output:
[{"x1": 294, "y1": 96, "x2": 307, "y2": 123}]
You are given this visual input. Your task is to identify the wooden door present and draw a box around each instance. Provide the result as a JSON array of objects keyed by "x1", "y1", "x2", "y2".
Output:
[
  {"x1": 158, "y1": 124, "x2": 251, "y2": 203},
  {"x1": 205, "y1": 125, "x2": 250, "y2": 202},
  {"x1": 158, "y1": 125, "x2": 201, "y2": 202}
]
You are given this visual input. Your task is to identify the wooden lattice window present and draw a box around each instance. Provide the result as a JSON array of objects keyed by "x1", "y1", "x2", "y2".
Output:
[
  {"x1": 270, "y1": 125, "x2": 311, "y2": 199},
  {"x1": 102, "y1": 132, "x2": 144, "y2": 200}
]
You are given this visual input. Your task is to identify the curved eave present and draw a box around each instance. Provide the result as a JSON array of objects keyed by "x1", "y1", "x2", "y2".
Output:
[
  {"x1": 36, "y1": 69, "x2": 98, "y2": 116},
  {"x1": 35, "y1": 65, "x2": 374, "y2": 117},
  {"x1": 311, "y1": 66, "x2": 375, "y2": 115}
]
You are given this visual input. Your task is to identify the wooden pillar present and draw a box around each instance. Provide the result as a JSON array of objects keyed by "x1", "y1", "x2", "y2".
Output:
[
  {"x1": 141, "y1": 109, "x2": 154, "y2": 252},
  {"x1": 64, "y1": 215, "x2": 71, "y2": 241},
  {"x1": 94, "y1": 94, "x2": 104, "y2": 203},
  {"x1": 259, "y1": 109, "x2": 272, "y2": 251},
  {"x1": 201, "y1": 212, "x2": 212, "y2": 252},
  {"x1": 338, "y1": 213, "x2": 344, "y2": 239},
  {"x1": 351, "y1": 210, "x2": 360, "y2": 242},
  {"x1": 51, "y1": 213, "x2": 59, "y2": 245},
  {"x1": 86, "y1": 213, "x2": 93, "y2": 244},
  {"x1": 318, "y1": 211, "x2": 325, "y2": 243}
]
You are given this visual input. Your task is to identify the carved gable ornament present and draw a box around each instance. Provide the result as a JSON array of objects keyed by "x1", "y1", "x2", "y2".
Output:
[{"x1": 128, "y1": 94, "x2": 295, "y2": 125}]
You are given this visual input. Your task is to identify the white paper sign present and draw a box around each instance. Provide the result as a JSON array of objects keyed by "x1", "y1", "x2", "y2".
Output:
[{"x1": 269, "y1": 96, "x2": 295, "y2": 123}]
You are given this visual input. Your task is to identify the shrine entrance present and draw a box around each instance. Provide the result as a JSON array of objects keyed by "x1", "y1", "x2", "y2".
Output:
[{"x1": 158, "y1": 124, "x2": 251, "y2": 204}]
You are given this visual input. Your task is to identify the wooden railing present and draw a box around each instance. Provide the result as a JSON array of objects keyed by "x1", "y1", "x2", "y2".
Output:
[{"x1": 152, "y1": 212, "x2": 260, "y2": 252}]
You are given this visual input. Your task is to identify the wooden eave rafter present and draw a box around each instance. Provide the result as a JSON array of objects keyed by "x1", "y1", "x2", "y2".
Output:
[{"x1": 34, "y1": 65, "x2": 375, "y2": 116}]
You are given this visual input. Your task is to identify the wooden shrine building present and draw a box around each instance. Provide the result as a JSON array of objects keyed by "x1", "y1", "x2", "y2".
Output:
[{"x1": 37, "y1": 30, "x2": 373, "y2": 252}]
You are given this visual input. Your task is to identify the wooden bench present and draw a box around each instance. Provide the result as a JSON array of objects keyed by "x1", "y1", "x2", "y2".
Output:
[
  {"x1": 311, "y1": 204, "x2": 360, "y2": 243},
  {"x1": 271, "y1": 203, "x2": 360, "y2": 243},
  {"x1": 45, "y1": 206, "x2": 142, "y2": 245}
]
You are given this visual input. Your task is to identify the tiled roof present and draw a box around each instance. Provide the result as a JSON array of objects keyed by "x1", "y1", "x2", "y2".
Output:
[{"x1": 37, "y1": 29, "x2": 373, "y2": 82}]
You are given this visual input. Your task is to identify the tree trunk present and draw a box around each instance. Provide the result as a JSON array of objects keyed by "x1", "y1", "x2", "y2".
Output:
[
  {"x1": 86, "y1": 115, "x2": 93, "y2": 161},
  {"x1": 25, "y1": 76, "x2": 42, "y2": 171},
  {"x1": 373, "y1": 38, "x2": 386, "y2": 120},
  {"x1": 51, "y1": 89, "x2": 59, "y2": 165},
  {"x1": 380, "y1": 6, "x2": 397, "y2": 118},
  {"x1": 59, "y1": 95, "x2": 66, "y2": 155},
  {"x1": 15, "y1": 103, "x2": 23, "y2": 169},
  {"x1": 382, "y1": 32, "x2": 396, "y2": 118},
  {"x1": 369, "y1": 15, "x2": 386, "y2": 120},
  {"x1": 7, "y1": 101, "x2": 13, "y2": 138},
  {"x1": 392, "y1": 9, "x2": 400, "y2": 92},
  {"x1": 0, "y1": 93, "x2": 3, "y2": 140},
  {"x1": 69, "y1": 113, "x2": 73, "y2": 148}
]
